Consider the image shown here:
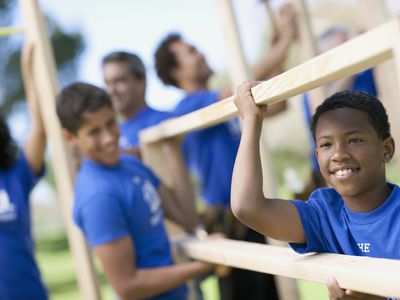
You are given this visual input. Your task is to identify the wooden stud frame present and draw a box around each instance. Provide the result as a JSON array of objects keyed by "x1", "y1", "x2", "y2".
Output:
[
  {"x1": 140, "y1": 18, "x2": 400, "y2": 298},
  {"x1": 215, "y1": 1, "x2": 299, "y2": 299},
  {"x1": 19, "y1": 1, "x2": 101, "y2": 299}
]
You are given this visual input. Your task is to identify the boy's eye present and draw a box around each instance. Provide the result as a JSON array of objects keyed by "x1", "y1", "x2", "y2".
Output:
[
  {"x1": 349, "y1": 138, "x2": 362, "y2": 144},
  {"x1": 88, "y1": 128, "x2": 100, "y2": 137},
  {"x1": 319, "y1": 142, "x2": 331, "y2": 148}
]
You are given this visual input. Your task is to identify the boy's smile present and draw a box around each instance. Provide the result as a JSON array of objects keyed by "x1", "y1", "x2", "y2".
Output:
[
  {"x1": 70, "y1": 106, "x2": 120, "y2": 166},
  {"x1": 315, "y1": 107, "x2": 394, "y2": 211}
]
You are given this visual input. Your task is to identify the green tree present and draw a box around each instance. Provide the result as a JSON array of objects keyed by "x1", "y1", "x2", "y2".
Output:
[{"x1": 0, "y1": 0, "x2": 85, "y2": 115}]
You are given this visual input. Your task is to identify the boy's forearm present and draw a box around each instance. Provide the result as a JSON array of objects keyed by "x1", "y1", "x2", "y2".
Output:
[
  {"x1": 117, "y1": 261, "x2": 210, "y2": 300},
  {"x1": 231, "y1": 117, "x2": 265, "y2": 224}
]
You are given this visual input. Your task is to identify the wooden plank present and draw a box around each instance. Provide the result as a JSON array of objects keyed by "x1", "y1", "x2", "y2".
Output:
[
  {"x1": 140, "y1": 18, "x2": 396, "y2": 144},
  {"x1": 359, "y1": 0, "x2": 400, "y2": 170},
  {"x1": 215, "y1": 1, "x2": 299, "y2": 299},
  {"x1": 180, "y1": 238, "x2": 400, "y2": 298},
  {"x1": 18, "y1": 1, "x2": 102, "y2": 299}
]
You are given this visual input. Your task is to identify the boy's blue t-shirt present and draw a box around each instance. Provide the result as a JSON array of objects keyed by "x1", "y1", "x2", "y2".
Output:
[
  {"x1": 173, "y1": 90, "x2": 241, "y2": 206},
  {"x1": 0, "y1": 152, "x2": 48, "y2": 300},
  {"x1": 119, "y1": 106, "x2": 172, "y2": 149},
  {"x1": 73, "y1": 155, "x2": 187, "y2": 300},
  {"x1": 290, "y1": 183, "x2": 400, "y2": 259}
]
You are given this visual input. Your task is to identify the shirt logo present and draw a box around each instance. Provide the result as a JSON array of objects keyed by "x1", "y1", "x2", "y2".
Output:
[
  {"x1": 0, "y1": 189, "x2": 17, "y2": 222},
  {"x1": 132, "y1": 176, "x2": 162, "y2": 226},
  {"x1": 357, "y1": 242, "x2": 371, "y2": 253}
]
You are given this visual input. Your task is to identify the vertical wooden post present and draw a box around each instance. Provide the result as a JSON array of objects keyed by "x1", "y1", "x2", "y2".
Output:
[
  {"x1": 359, "y1": 0, "x2": 400, "y2": 169},
  {"x1": 289, "y1": 0, "x2": 326, "y2": 111},
  {"x1": 19, "y1": 1, "x2": 101, "y2": 299},
  {"x1": 140, "y1": 139, "x2": 198, "y2": 300},
  {"x1": 216, "y1": 1, "x2": 300, "y2": 300}
]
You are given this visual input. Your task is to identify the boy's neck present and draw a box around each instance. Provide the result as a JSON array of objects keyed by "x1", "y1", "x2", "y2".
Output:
[{"x1": 343, "y1": 182, "x2": 392, "y2": 212}]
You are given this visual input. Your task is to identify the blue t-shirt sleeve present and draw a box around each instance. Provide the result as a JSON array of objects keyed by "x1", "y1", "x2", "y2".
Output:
[
  {"x1": 17, "y1": 151, "x2": 43, "y2": 198},
  {"x1": 289, "y1": 199, "x2": 326, "y2": 254},
  {"x1": 74, "y1": 193, "x2": 129, "y2": 248}
]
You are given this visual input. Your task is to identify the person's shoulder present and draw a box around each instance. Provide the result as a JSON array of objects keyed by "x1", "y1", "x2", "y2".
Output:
[
  {"x1": 308, "y1": 187, "x2": 343, "y2": 207},
  {"x1": 75, "y1": 160, "x2": 115, "y2": 194},
  {"x1": 174, "y1": 90, "x2": 219, "y2": 115}
]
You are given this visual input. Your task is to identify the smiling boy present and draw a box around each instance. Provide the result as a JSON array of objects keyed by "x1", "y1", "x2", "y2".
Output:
[
  {"x1": 231, "y1": 82, "x2": 399, "y2": 299},
  {"x1": 56, "y1": 82, "x2": 213, "y2": 300}
]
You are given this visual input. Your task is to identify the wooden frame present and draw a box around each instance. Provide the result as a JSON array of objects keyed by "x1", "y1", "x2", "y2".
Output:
[
  {"x1": 19, "y1": 1, "x2": 101, "y2": 299},
  {"x1": 215, "y1": 1, "x2": 299, "y2": 299},
  {"x1": 140, "y1": 18, "x2": 400, "y2": 298}
]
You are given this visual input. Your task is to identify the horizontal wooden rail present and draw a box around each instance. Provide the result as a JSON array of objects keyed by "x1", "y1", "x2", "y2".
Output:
[
  {"x1": 139, "y1": 17, "x2": 397, "y2": 145},
  {"x1": 180, "y1": 238, "x2": 400, "y2": 298}
]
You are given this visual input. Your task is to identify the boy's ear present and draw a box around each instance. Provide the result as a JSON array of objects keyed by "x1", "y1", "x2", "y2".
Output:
[
  {"x1": 382, "y1": 136, "x2": 395, "y2": 163},
  {"x1": 62, "y1": 128, "x2": 78, "y2": 147}
]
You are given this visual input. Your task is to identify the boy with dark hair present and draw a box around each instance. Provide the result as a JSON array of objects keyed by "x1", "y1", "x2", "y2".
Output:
[
  {"x1": 102, "y1": 51, "x2": 172, "y2": 156},
  {"x1": 56, "y1": 82, "x2": 213, "y2": 300},
  {"x1": 232, "y1": 82, "x2": 399, "y2": 299}
]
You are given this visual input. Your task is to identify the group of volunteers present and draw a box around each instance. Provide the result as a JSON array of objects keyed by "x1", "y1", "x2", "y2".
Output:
[{"x1": 1, "y1": 2, "x2": 399, "y2": 300}]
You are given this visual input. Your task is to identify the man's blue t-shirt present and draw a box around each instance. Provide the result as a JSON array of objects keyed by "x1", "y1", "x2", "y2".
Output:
[
  {"x1": 119, "y1": 106, "x2": 172, "y2": 149},
  {"x1": 0, "y1": 152, "x2": 48, "y2": 300},
  {"x1": 173, "y1": 90, "x2": 241, "y2": 206},
  {"x1": 290, "y1": 183, "x2": 400, "y2": 259},
  {"x1": 73, "y1": 155, "x2": 187, "y2": 300}
]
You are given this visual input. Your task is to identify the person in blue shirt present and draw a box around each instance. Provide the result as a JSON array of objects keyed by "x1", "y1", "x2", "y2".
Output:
[
  {"x1": 154, "y1": 5, "x2": 296, "y2": 300},
  {"x1": 232, "y1": 82, "x2": 398, "y2": 300},
  {"x1": 0, "y1": 43, "x2": 48, "y2": 300},
  {"x1": 102, "y1": 51, "x2": 172, "y2": 158},
  {"x1": 56, "y1": 82, "x2": 214, "y2": 300}
]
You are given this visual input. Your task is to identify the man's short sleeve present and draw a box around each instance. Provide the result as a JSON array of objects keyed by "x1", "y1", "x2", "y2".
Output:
[
  {"x1": 74, "y1": 194, "x2": 129, "y2": 248},
  {"x1": 289, "y1": 199, "x2": 326, "y2": 253}
]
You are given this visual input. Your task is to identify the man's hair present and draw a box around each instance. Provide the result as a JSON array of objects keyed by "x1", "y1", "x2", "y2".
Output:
[
  {"x1": 102, "y1": 51, "x2": 146, "y2": 80},
  {"x1": 154, "y1": 33, "x2": 182, "y2": 87},
  {"x1": 0, "y1": 114, "x2": 17, "y2": 169},
  {"x1": 311, "y1": 90, "x2": 391, "y2": 141},
  {"x1": 56, "y1": 82, "x2": 112, "y2": 133}
]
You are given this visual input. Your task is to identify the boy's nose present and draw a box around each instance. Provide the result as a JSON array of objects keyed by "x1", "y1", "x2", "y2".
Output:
[{"x1": 331, "y1": 143, "x2": 351, "y2": 162}]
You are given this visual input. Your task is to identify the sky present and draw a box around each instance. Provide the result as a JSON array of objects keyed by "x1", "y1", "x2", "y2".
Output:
[{"x1": 30, "y1": 0, "x2": 274, "y2": 110}]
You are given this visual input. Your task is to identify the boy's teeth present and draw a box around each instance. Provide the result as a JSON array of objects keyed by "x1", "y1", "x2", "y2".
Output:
[{"x1": 335, "y1": 169, "x2": 353, "y2": 176}]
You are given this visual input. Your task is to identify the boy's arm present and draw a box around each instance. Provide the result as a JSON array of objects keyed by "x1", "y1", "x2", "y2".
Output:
[
  {"x1": 231, "y1": 81, "x2": 305, "y2": 243},
  {"x1": 158, "y1": 137, "x2": 199, "y2": 232},
  {"x1": 327, "y1": 278, "x2": 385, "y2": 300},
  {"x1": 21, "y1": 42, "x2": 46, "y2": 176},
  {"x1": 94, "y1": 236, "x2": 213, "y2": 300}
]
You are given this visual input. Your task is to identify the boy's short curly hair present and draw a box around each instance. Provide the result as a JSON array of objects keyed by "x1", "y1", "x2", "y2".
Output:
[
  {"x1": 56, "y1": 82, "x2": 112, "y2": 133},
  {"x1": 311, "y1": 90, "x2": 391, "y2": 141}
]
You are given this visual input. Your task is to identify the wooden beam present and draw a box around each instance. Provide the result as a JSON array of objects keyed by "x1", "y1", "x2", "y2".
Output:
[
  {"x1": 18, "y1": 1, "x2": 101, "y2": 299},
  {"x1": 180, "y1": 238, "x2": 400, "y2": 298},
  {"x1": 140, "y1": 18, "x2": 396, "y2": 144},
  {"x1": 215, "y1": 1, "x2": 299, "y2": 300}
]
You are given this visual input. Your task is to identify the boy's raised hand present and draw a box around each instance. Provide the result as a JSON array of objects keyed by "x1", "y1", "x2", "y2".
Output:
[
  {"x1": 327, "y1": 277, "x2": 385, "y2": 300},
  {"x1": 234, "y1": 81, "x2": 267, "y2": 120}
]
